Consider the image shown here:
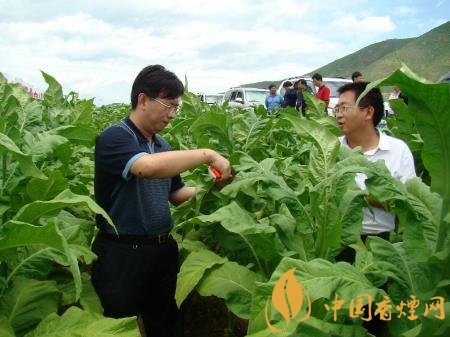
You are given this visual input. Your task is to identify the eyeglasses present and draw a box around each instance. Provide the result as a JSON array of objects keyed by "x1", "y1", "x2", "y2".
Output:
[
  {"x1": 151, "y1": 98, "x2": 181, "y2": 115},
  {"x1": 333, "y1": 105, "x2": 368, "y2": 115}
]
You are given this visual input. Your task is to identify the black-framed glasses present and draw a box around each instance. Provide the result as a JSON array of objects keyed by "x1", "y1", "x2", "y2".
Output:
[{"x1": 151, "y1": 98, "x2": 181, "y2": 115}]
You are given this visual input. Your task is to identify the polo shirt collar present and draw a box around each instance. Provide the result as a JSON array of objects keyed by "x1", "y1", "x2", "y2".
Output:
[
  {"x1": 341, "y1": 129, "x2": 391, "y2": 155},
  {"x1": 123, "y1": 117, "x2": 161, "y2": 146}
]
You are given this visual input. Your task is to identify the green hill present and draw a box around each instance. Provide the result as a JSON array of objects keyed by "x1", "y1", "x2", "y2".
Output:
[
  {"x1": 309, "y1": 38, "x2": 412, "y2": 79},
  {"x1": 361, "y1": 21, "x2": 450, "y2": 81},
  {"x1": 242, "y1": 20, "x2": 450, "y2": 88}
]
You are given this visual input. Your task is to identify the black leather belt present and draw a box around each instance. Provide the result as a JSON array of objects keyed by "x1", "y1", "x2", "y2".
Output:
[{"x1": 98, "y1": 231, "x2": 173, "y2": 245}]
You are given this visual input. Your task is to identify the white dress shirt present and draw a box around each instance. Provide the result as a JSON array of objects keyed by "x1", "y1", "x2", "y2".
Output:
[{"x1": 339, "y1": 131, "x2": 416, "y2": 234}]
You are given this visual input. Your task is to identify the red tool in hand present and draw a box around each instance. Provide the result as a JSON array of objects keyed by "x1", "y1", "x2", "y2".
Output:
[{"x1": 208, "y1": 166, "x2": 222, "y2": 180}]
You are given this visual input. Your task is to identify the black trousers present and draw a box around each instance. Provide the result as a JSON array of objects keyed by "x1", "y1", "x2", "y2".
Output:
[{"x1": 91, "y1": 235, "x2": 180, "y2": 337}]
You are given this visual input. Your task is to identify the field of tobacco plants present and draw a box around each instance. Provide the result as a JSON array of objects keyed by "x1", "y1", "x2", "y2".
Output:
[{"x1": 0, "y1": 66, "x2": 448, "y2": 337}]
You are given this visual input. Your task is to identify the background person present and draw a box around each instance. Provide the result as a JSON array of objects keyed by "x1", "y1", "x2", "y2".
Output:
[
  {"x1": 351, "y1": 71, "x2": 364, "y2": 83},
  {"x1": 297, "y1": 79, "x2": 314, "y2": 115},
  {"x1": 312, "y1": 73, "x2": 330, "y2": 112},
  {"x1": 265, "y1": 83, "x2": 283, "y2": 112},
  {"x1": 281, "y1": 80, "x2": 298, "y2": 108}
]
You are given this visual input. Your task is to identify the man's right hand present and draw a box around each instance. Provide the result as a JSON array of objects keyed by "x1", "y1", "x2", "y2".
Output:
[{"x1": 209, "y1": 151, "x2": 233, "y2": 183}]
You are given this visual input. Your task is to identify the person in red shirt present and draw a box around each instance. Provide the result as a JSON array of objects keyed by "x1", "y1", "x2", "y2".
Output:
[{"x1": 312, "y1": 73, "x2": 330, "y2": 112}]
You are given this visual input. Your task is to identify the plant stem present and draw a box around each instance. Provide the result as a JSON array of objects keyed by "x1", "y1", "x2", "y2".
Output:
[{"x1": 239, "y1": 233, "x2": 267, "y2": 278}]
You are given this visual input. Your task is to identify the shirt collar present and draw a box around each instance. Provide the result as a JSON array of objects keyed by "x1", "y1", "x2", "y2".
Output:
[
  {"x1": 124, "y1": 117, "x2": 161, "y2": 146},
  {"x1": 341, "y1": 129, "x2": 391, "y2": 155}
]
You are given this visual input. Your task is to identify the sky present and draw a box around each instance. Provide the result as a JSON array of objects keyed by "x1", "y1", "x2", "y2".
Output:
[{"x1": 0, "y1": 0, "x2": 448, "y2": 105}]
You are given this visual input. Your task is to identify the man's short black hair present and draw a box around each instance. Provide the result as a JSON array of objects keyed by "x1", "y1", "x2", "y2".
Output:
[
  {"x1": 352, "y1": 71, "x2": 362, "y2": 81},
  {"x1": 337, "y1": 82, "x2": 384, "y2": 127},
  {"x1": 268, "y1": 84, "x2": 276, "y2": 89},
  {"x1": 283, "y1": 81, "x2": 292, "y2": 87},
  {"x1": 299, "y1": 79, "x2": 307, "y2": 86},
  {"x1": 312, "y1": 73, "x2": 323, "y2": 81},
  {"x1": 131, "y1": 65, "x2": 184, "y2": 109}
]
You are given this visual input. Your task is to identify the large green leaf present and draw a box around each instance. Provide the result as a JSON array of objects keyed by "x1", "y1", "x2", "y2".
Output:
[
  {"x1": 248, "y1": 257, "x2": 382, "y2": 335},
  {"x1": 410, "y1": 301, "x2": 450, "y2": 337},
  {"x1": 282, "y1": 115, "x2": 340, "y2": 185},
  {"x1": 221, "y1": 156, "x2": 294, "y2": 200},
  {"x1": 175, "y1": 249, "x2": 226, "y2": 307},
  {"x1": 246, "y1": 314, "x2": 368, "y2": 337},
  {"x1": 303, "y1": 92, "x2": 326, "y2": 118},
  {"x1": 268, "y1": 204, "x2": 314, "y2": 262},
  {"x1": 401, "y1": 178, "x2": 442, "y2": 262},
  {"x1": 198, "y1": 202, "x2": 274, "y2": 236},
  {"x1": 308, "y1": 151, "x2": 377, "y2": 259},
  {"x1": 0, "y1": 221, "x2": 67, "y2": 253},
  {"x1": 56, "y1": 274, "x2": 103, "y2": 314},
  {"x1": 16, "y1": 100, "x2": 44, "y2": 134},
  {"x1": 0, "y1": 277, "x2": 60, "y2": 335},
  {"x1": 51, "y1": 210, "x2": 95, "y2": 247},
  {"x1": 0, "y1": 133, "x2": 46, "y2": 179},
  {"x1": 26, "y1": 171, "x2": 69, "y2": 201},
  {"x1": 13, "y1": 189, "x2": 115, "y2": 231},
  {"x1": 197, "y1": 202, "x2": 282, "y2": 275},
  {"x1": 374, "y1": 66, "x2": 449, "y2": 199},
  {"x1": 360, "y1": 65, "x2": 450, "y2": 251},
  {"x1": 50, "y1": 125, "x2": 97, "y2": 142},
  {"x1": 0, "y1": 221, "x2": 82, "y2": 300},
  {"x1": 0, "y1": 315, "x2": 16, "y2": 337},
  {"x1": 197, "y1": 260, "x2": 264, "y2": 319},
  {"x1": 79, "y1": 275, "x2": 103, "y2": 314},
  {"x1": 189, "y1": 111, "x2": 234, "y2": 154},
  {"x1": 41, "y1": 72, "x2": 64, "y2": 106},
  {"x1": 366, "y1": 237, "x2": 436, "y2": 301},
  {"x1": 24, "y1": 306, "x2": 139, "y2": 337},
  {"x1": 22, "y1": 132, "x2": 68, "y2": 158},
  {"x1": 3, "y1": 247, "x2": 59, "y2": 284}
]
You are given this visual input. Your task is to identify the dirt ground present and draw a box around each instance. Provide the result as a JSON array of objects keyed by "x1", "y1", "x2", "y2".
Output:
[{"x1": 182, "y1": 292, "x2": 248, "y2": 337}]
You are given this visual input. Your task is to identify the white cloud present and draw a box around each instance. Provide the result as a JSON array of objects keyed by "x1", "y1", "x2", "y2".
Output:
[
  {"x1": 0, "y1": 10, "x2": 340, "y2": 103},
  {"x1": 330, "y1": 15, "x2": 396, "y2": 34},
  {"x1": 394, "y1": 6, "x2": 418, "y2": 16},
  {"x1": 0, "y1": 1, "x2": 442, "y2": 104}
]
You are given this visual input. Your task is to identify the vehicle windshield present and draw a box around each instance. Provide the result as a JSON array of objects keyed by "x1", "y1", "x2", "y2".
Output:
[
  {"x1": 246, "y1": 91, "x2": 268, "y2": 104},
  {"x1": 205, "y1": 95, "x2": 222, "y2": 104}
]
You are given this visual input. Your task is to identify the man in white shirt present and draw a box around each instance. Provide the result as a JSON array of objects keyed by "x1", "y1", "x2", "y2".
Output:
[{"x1": 334, "y1": 82, "x2": 416, "y2": 241}]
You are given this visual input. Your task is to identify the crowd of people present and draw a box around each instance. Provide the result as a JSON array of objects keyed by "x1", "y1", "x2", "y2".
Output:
[
  {"x1": 265, "y1": 70, "x2": 408, "y2": 118},
  {"x1": 92, "y1": 65, "x2": 415, "y2": 337},
  {"x1": 265, "y1": 72, "x2": 339, "y2": 113}
]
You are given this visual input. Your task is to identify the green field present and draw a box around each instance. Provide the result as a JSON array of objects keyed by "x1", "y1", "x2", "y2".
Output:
[{"x1": 0, "y1": 66, "x2": 449, "y2": 337}]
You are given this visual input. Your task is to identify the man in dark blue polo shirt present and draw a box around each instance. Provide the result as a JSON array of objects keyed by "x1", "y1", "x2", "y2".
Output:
[{"x1": 92, "y1": 65, "x2": 232, "y2": 337}]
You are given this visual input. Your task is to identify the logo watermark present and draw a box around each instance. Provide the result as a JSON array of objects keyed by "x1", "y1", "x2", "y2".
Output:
[{"x1": 266, "y1": 268, "x2": 446, "y2": 333}]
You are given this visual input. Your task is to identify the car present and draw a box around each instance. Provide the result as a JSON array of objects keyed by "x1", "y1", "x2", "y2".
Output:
[
  {"x1": 197, "y1": 93, "x2": 224, "y2": 105},
  {"x1": 278, "y1": 76, "x2": 352, "y2": 115},
  {"x1": 222, "y1": 87, "x2": 269, "y2": 109}
]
